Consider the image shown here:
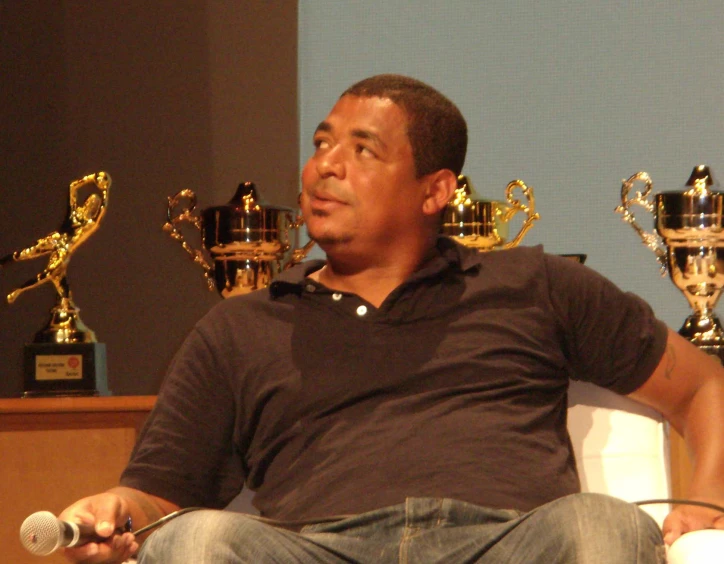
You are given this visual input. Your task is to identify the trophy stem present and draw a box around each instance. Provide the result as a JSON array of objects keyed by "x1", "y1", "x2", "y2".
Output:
[
  {"x1": 679, "y1": 311, "x2": 724, "y2": 364},
  {"x1": 33, "y1": 295, "x2": 97, "y2": 344}
]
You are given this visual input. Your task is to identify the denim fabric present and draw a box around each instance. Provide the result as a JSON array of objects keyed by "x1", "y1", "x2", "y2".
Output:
[{"x1": 138, "y1": 493, "x2": 665, "y2": 563}]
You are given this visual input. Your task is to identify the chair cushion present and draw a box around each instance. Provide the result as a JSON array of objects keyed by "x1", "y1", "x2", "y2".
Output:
[
  {"x1": 667, "y1": 529, "x2": 724, "y2": 563},
  {"x1": 567, "y1": 381, "x2": 670, "y2": 526}
]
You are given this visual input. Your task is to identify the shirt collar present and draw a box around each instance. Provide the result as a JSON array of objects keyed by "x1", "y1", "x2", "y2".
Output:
[
  {"x1": 269, "y1": 236, "x2": 481, "y2": 300},
  {"x1": 269, "y1": 260, "x2": 325, "y2": 299}
]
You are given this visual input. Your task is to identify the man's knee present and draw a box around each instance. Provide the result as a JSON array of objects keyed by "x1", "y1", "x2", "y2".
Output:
[
  {"x1": 536, "y1": 493, "x2": 664, "y2": 562},
  {"x1": 138, "y1": 510, "x2": 282, "y2": 563}
]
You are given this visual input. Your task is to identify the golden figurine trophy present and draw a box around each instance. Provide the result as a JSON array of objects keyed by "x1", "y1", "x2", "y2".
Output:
[
  {"x1": 442, "y1": 175, "x2": 540, "y2": 250},
  {"x1": 1, "y1": 172, "x2": 111, "y2": 396},
  {"x1": 616, "y1": 165, "x2": 724, "y2": 362},
  {"x1": 164, "y1": 181, "x2": 315, "y2": 298}
]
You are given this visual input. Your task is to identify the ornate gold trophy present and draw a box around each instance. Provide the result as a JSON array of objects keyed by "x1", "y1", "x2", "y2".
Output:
[
  {"x1": 616, "y1": 165, "x2": 724, "y2": 362},
  {"x1": 442, "y1": 175, "x2": 540, "y2": 250},
  {"x1": 1, "y1": 172, "x2": 111, "y2": 396},
  {"x1": 164, "y1": 182, "x2": 315, "y2": 298}
]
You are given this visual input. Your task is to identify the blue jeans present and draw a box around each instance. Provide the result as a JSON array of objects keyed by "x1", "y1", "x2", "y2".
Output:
[{"x1": 138, "y1": 493, "x2": 665, "y2": 563}]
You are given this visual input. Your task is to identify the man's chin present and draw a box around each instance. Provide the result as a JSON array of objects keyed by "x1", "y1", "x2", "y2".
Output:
[{"x1": 308, "y1": 232, "x2": 353, "y2": 249}]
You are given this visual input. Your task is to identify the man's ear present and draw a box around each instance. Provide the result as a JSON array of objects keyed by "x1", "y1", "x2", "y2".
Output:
[{"x1": 422, "y1": 169, "x2": 458, "y2": 216}]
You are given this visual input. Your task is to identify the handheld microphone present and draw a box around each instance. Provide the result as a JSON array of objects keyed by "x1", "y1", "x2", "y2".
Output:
[{"x1": 20, "y1": 511, "x2": 122, "y2": 556}]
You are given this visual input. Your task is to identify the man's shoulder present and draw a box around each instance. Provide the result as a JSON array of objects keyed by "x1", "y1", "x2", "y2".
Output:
[
  {"x1": 449, "y1": 241, "x2": 602, "y2": 300},
  {"x1": 458, "y1": 241, "x2": 548, "y2": 272},
  {"x1": 469, "y1": 243, "x2": 588, "y2": 276}
]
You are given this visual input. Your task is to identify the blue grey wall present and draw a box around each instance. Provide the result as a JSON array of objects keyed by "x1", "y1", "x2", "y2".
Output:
[{"x1": 299, "y1": 1, "x2": 724, "y2": 332}]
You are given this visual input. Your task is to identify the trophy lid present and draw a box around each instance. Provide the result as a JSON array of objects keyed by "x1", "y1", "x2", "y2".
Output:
[
  {"x1": 656, "y1": 165, "x2": 724, "y2": 232},
  {"x1": 442, "y1": 175, "x2": 508, "y2": 244},
  {"x1": 683, "y1": 165, "x2": 719, "y2": 196},
  {"x1": 231, "y1": 181, "x2": 261, "y2": 211},
  {"x1": 205, "y1": 181, "x2": 294, "y2": 214},
  {"x1": 199, "y1": 181, "x2": 299, "y2": 257},
  {"x1": 445, "y1": 175, "x2": 496, "y2": 226},
  {"x1": 450, "y1": 175, "x2": 504, "y2": 207},
  {"x1": 453, "y1": 174, "x2": 474, "y2": 205}
]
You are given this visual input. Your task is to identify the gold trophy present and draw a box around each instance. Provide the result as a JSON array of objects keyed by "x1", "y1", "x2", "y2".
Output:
[
  {"x1": 442, "y1": 175, "x2": 540, "y2": 250},
  {"x1": 164, "y1": 181, "x2": 315, "y2": 298},
  {"x1": 616, "y1": 165, "x2": 724, "y2": 361},
  {"x1": 1, "y1": 172, "x2": 111, "y2": 396}
]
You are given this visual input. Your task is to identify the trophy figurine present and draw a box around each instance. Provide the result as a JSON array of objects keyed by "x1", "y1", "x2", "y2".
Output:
[
  {"x1": 1, "y1": 172, "x2": 111, "y2": 396},
  {"x1": 616, "y1": 165, "x2": 724, "y2": 362},
  {"x1": 164, "y1": 181, "x2": 315, "y2": 298},
  {"x1": 442, "y1": 175, "x2": 540, "y2": 250}
]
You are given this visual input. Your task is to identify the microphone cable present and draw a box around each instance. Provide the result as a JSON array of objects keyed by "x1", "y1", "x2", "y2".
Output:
[
  {"x1": 634, "y1": 498, "x2": 724, "y2": 514},
  {"x1": 131, "y1": 506, "x2": 205, "y2": 537}
]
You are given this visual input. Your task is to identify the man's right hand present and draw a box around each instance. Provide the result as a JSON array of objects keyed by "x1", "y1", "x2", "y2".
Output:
[{"x1": 57, "y1": 492, "x2": 138, "y2": 564}]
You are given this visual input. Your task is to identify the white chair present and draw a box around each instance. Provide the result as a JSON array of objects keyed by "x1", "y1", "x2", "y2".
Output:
[{"x1": 568, "y1": 380, "x2": 724, "y2": 563}]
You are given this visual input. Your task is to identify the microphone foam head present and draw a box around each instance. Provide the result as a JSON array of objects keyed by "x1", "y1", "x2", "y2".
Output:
[{"x1": 20, "y1": 511, "x2": 63, "y2": 556}]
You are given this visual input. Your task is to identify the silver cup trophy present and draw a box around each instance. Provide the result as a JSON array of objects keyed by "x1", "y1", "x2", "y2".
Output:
[
  {"x1": 616, "y1": 165, "x2": 724, "y2": 362},
  {"x1": 442, "y1": 175, "x2": 540, "y2": 250},
  {"x1": 164, "y1": 182, "x2": 315, "y2": 298}
]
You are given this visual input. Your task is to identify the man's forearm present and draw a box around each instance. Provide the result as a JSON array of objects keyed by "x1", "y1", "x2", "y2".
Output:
[
  {"x1": 107, "y1": 486, "x2": 180, "y2": 541},
  {"x1": 628, "y1": 330, "x2": 724, "y2": 503},
  {"x1": 680, "y1": 375, "x2": 724, "y2": 500}
]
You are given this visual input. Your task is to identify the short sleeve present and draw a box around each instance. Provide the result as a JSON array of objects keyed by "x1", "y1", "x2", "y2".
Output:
[{"x1": 543, "y1": 253, "x2": 668, "y2": 395}]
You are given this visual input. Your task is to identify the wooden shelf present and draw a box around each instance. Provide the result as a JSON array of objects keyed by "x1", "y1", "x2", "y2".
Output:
[
  {"x1": 0, "y1": 395, "x2": 156, "y2": 564},
  {"x1": 0, "y1": 395, "x2": 156, "y2": 414}
]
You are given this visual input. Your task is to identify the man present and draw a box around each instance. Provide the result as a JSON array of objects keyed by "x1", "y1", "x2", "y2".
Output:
[{"x1": 59, "y1": 75, "x2": 724, "y2": 563}]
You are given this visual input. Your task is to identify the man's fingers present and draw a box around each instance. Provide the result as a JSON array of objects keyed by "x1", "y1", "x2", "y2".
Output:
[
  {"x1": 663, "y1": 503, "x2": 724, "y2": 545},
  {"x1": 91, "y1": 496, "x2": 128, "y2": 537},
  {"x1": 97, "y1": 520, "x2": 116, "y2": 537},
  {"x1": 60, "y1": 542, "x2": 101, "y2": 562},
  {"x1": 60, "y1": 532, "x2": 136, "y2": 564},
  {"x1": 112, "y1": 532, "x2": 138, "y2": 559},
  {"x1": 662, "y1": 513, "x2": 686, "y2": 546},
  {"x1": 664, "y1": 529, "x2": 680, "y2": 546},
  {"x1": 64, "y1": 507, "x2": 96, "y2": 525}
]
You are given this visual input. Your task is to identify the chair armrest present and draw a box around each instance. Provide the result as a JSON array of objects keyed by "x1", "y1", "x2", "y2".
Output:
[{"x1": 667, "y1": 529, "x2": 724, "y2": 563}]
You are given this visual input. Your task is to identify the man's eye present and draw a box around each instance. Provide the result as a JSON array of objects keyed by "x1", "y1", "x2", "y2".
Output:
[
  {"x1": 314, "y1": 139, "x2": 330, "y2": 150},
  {"x1": 356, "y1": 145, "x2": 375, "y2": 157}
]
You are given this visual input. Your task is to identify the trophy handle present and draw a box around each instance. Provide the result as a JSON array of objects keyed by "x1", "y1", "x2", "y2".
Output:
[
  {"x1": 499, "y1": 180, "x2": 540, "y2": 249},
  {"x1": 288, "y1": 213, "x2": 316, "y2": 266},
  {"x1": 162, "y1": 189, "x2": 215, "y2": 291},
  {"x1": 615, "y1": 172, "x2": 667, "y2": 273}
]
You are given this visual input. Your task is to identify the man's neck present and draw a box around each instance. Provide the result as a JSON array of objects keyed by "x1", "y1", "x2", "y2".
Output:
[{"x1": 309, "y1": 239, "x2": 437, "y2": 308}]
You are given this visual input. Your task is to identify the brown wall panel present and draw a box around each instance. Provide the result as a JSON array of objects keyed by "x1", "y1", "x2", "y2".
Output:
[{"x1": 0, "y1": 1, "x2": 299, "y2": 397}]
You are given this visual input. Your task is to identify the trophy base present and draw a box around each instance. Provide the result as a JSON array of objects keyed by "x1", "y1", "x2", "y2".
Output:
[
  {"x1": 679, "y1": 314, "x2": 724, "y2": 365},
  {"x1": 694, "y1": 344, "x2": 724, "y2": 365},
  {"x1": 214, "y1": 257, "x2": 282, "y2": 298},
  {"x1": 23, "y1": 342, "x2": 110, "y2": 398}
]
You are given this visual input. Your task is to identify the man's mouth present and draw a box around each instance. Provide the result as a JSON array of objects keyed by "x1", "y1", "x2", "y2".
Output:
[{"x1": 306, "y1": 188, "x2": 348, "y2": 208}]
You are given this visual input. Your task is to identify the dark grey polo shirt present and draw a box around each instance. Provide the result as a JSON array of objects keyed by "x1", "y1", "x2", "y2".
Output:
[{"x1": 122, "y1": 237, "x2": 667, "y2": 521}]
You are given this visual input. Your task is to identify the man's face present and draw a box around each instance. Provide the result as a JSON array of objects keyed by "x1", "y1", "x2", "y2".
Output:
[{"x1": 300, "y1": 95, "x2": 430, "y2": 257}]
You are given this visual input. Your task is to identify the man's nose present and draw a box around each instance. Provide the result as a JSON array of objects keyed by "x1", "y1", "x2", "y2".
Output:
[{"x1": 316, "y1": 146, "x2": 345, "y2": 178}]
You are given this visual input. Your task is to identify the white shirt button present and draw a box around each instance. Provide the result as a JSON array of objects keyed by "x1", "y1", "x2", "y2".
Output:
[
  {"x1": 356, "y1": 305, "x2": 368, "y2": 317},
  {"x1": 332, "y1": 293, "x2": 343, "y2": 301},
  {"x1": 305, "y1": 284, "x2": 316, "y2": 293}
]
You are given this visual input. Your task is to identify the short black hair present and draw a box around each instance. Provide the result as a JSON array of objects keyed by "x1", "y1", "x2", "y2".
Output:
[{"x1": 342, "y1": 74, "x2": 468, "y2": 178}]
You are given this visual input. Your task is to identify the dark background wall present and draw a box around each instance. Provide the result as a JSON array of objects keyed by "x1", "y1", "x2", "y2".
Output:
[{"x1": 0, "y1": 1, "x2": 299, "y2": 397}]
